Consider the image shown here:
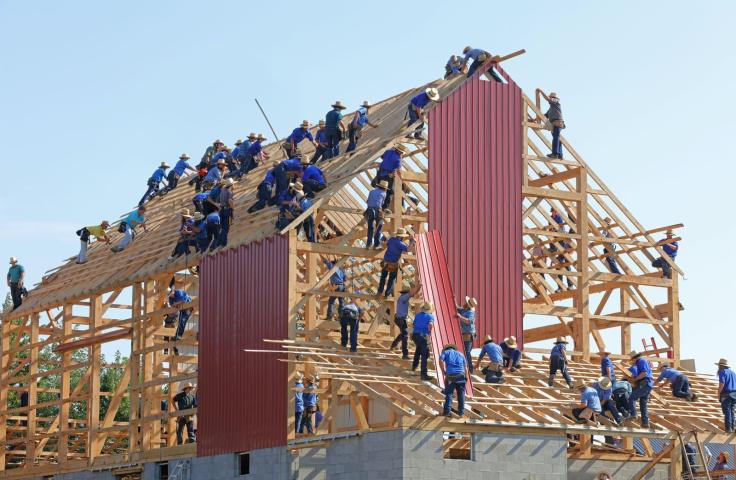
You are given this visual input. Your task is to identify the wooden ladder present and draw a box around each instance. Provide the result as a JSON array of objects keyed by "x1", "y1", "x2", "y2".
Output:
[{"x1": 678, "y1": 431, "x2": 711, "y2": 480}]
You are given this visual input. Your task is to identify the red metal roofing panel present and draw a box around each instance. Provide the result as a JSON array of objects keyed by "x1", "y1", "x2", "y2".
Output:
[
  {"x1": 428, "y1": 63, "x2": 523, "y2": 348},
  {"x1": 197, "y1": 235, "x2": 289, "y2": 456},
  {"x1": 415, "y1": 230, "x2": 473, "y2": 395}
]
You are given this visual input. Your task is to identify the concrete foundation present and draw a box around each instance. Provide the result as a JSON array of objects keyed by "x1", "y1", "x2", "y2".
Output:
[{"x1": 567, "y1": 458, "x2": 670, "y2": 480}]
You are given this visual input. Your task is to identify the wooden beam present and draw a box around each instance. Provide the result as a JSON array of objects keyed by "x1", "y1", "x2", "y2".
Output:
[{"x1": 53, "y1": 328, "x2": 132, "y2": 353}]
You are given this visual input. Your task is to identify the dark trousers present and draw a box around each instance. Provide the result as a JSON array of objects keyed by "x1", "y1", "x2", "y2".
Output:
[
  {"x1": 551, "y1": 126, "x2": 563, "y2": 158},
  {"x1": 412, "y1": 333, "x2": 430, "y2": 376},
  {"x1": 325, "y1": 128, "x2": 341, "y2": 159},
  {"x1": 273, "y1": 165, "x2": 290, "y2": 200},
  {"x1": 237, "y1": 154, "x2": 256, "y2": 177},
  {"x1": 503, "y1": 349, "x2": 522, "y2": 369},
  {"x1": 407, "y1": 106, "x2": 423, "y2": 137},
  {"x1": 295, "y1": 410, "x2": 303, "y2": 433},
  {"x1": 721, "y1": 392, "x2": 736, "y2": 431},
  {"x1": 604, "y1": 248, "x2": 621, "y2": 274},
  {"x1": 176, "y1": 417, "x2": 195, "y2": 444},
  {"x1": 166, "y1": 171, "x2": 180, "y2": 191},
  {"x1": 346, "y1": 126, "x2": 362, "y2": 152},
  {"x1": 377, "y1": 268, "x2": 397, "y2": 297},
  {"x1": 171, "y1": 238, "x2": 195, "y2": 258},
  {"x1": 601, "y1": 400, "x2": 622, "y2": 424},
  {"x1": 443, "y1": 375, "x2": 466, "y2": 416},
  {"x1": 302, "y1": 179, "x2": 326, "y2": 198},
  {"x1": 390, "y1": 315, "x2": 409, "y2": 357},
  {"x1": 300, "y1": 216, "x2": 315, "y2": 242},
  {"x1": 10, "y1": 282, "x2": 22, "y2": 310},
  {"x1": 463, "y1": 339, "x2": 474, "y2": 373},
  {"x1": 671, "y1": 375, "x2": 691, "y2": 399},
  {"x1": 467, "y1": 59, "x2": 503, "y2": 81},
  {"x1": 572, "y1": 407, "x2": 599, "y2": 423},
  {"x1": 548, "y1": 355, "x2": 573, "y2": 387},
  {"x1": 175, "y1": 309, "x2": 192, "y2": 339},
  {"x1": 248, "y1": 182, "x2": 274, "y2": 213},
  {"x1": 193, "y1": 199, "x2": 204, "y2": 213},
  {"x1": 365, "y1": 207, "x2": 383, "y2": 247},
  {"x1": 556, "y1": 254, "x2": 573, "y2": 288},
  {"x1": 203, "y1": 222, "x2": 220, "y2": 251},
  {"x1": 299, "y1": 409, "x2": 314, "y2": 434},
  {"x1": 340, "y1": 315, "x2": 359, "y2": 352},
  {"x1": 326, "y1": 284, "x2": 345, "y2": 319},
  {"x1": 371, "y1": 172, "x2": 394, "y2": 209},
  {"x1": 652, "y1": 256, "x2": 673, "y2": 278},
  {"x1": 482, "y1": 365, "x2": 504, "y2": 383},
  {"x1": 628, "y1": 383, "x2": 652, "y2": 424},
  {"x1": 202, "y1": 200, "x2": 218, "y2": 216},
  {"x1": 311, "y1": 145, "x2": 328, "y2": 164},
  {"x1": 217, "y1": 207, "x2": 232, "y2": 248},
  {"x1": 138, "y1": 179, "x2": 159, "y2": 206}
]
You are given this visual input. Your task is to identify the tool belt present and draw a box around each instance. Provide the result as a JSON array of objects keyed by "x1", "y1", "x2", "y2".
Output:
[
  {"x1": 476, "y1": 52, "x2": 489, "y2": 62},
  {"x1": 118, "y1": 222, "x2": 128, "y2": 233},
  {"x1": 551, "y1": 119, "x2": 566, "y2": 129},
  {"x1": 305, "y1": 405, "x2": 317, "y2": 414},
  {"x1": 76, "y1": 227, "x2": 90, "y2": 242},
  {"x1": 461, "y1": 332, "x2": 475, "y2": 342},
  {"x1": 381, "y1": 261, "x2": 399, "y2": 273},
  {"x1": 446, "y1": 374, "x2": 466, "y2": 383}
]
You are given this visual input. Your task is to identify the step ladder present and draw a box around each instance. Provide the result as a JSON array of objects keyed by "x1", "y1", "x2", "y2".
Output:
[
  {"x1": 167, "y1": 459, "x2": 192, "y2": 480},
  {"x1": 678, "y1": 431, "x2": 711, "y2": 480}
]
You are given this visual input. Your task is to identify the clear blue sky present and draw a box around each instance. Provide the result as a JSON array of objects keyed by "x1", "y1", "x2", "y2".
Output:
[{"x1": 1, "y1": 1, "x2": 734, "y2": 369}]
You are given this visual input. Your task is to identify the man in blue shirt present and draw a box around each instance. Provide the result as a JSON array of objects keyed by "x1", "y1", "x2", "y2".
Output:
[
  {"x1": 476, "y1": 335, "x2": 504, "y2": 384},
  {"x1": 655, "y1": 362, "x2": 697, "y2": 401},
  {"x1": 323, "y1": 258, "x2": 347, "y2": 319},
  {"x1": 203, "y1": 181, "x2": 223, "y2": 215},
  {"x1": 112, "y1": 206, "x2": 148, "y2": 252},
  {"x1": 339, "y1": 301, "x2": 363, "y2": 352},
  {"x1": 297, "y1": 195, "x2": 315, "y2": 243},
  {"x1": 371, "y1": 144, "x2": 409, "y2": 210},
  {"x1": 202, "y1": 159, "x2": 227, "y2": 191},
  {"x1": 611, "y1": 377, "x2": 632, "y2": 416},
  {"x1": 376, "y1": 228, "x2": 413, "y2": 297},
  {"x1": 190, "y1": 212, "x2": 208, "y2": 252},
  {"x1": 461, "y1": 46, "x2": 503, "y2": 81},
  {"x1": 440, "y1": 344, "x2": 467, "y2": 417},
  {"x1": 500, "y1": 336, "x2": 522, "y2": 372},
  {"x1": 203, "y1": 211, "x2": 221, "y2": 252},
  {"x1": 407, "y1": 87, "x2": 439, "y2": 139},
  {"x1": 138, "y1": 161, "x2": 170, "y2": 206},
  {"x1": 599, "y1": 350, "x2": 615, "y2": 381},
  {"x1": 625, "y1": 351, "x2": 654, "y2": 428},
  {"x1": 652, "y1": 230, "x2": 679, "y2": 279},
  {"x1": 547, "y1": 225, "x2": 574, "y2": 291},
  {"x1": 294, "y1": 375, "x2": 304, "y2": 434},
  {"x1": 168, "y1": 288, "x2": 193, "y2": 341},
  {"x1": 365, "y1": 180, "x2": 389, "y2": 248},
  {"x1": 192, "y1": 191, "x2": 209, "y2": 213},
  {"x1": 285, "y1": 120, "x2": 318, "y2": 158},
  {"x1": 165, "y1": 154, "x2": 196, "y2": 192},
  {"x1": 7, "y1": 257, "x2": 25, "y2": 311},
  {"x1": 240, "y1": 133, "x2": 269, "y2": 176},
  {"x1": 346, "y1": 101, "x2": 378, "y2": 153},
  {"x1": 594, "y1": 376, "x2": 622, "y2": 425},
  {"x1": 168, "y1": 210, "x2": 196, "y2": 260},
  {"x1": 247, "y1": 164, "x2": 277, "y2": 213},
  {"x1": 548, "y1": 336, "x2": 573, "y2": 389},
  {"x1": 311, "y1": 120, "x2": 329, "y2": 164},
  {"x1": 444, "y1": 55, "x2": 463, "y2": 79},
  {"x1": 301, "y1": 164, "x2": 326, "y2": 198},
  {"x1": 299, "y1": 377, "x2": 318, "y2": 434},
  {"x1": 457, "y1": 296, "x2": 478, "y2": 373},
  {"x1": 600, "y1": 217, "x2": 621, "y2": 274},
  {"x1": 231, "y1": 133, "x2": 256, "y2": 178},
  {"x1": 717, "y1": 358, "x2": 736, "y2": 432},
  {"x1": 324, "y1": 101, "x2": 347, "y2": 159},
  {"x1": 390, "y1": 281, "x2": 422, "y2": 359},
  {"x1": 571, "y1": 379, "x2": 602, "y2": 424},
  {"x1": 273, "y1": 153, "x2": 308, "y2": 201},
  {"x1": 412, "y1": 302, "x2": 435, "y2": 381}
]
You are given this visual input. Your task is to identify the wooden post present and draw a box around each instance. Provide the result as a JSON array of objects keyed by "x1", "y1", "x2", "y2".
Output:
[
  {"x1": 670, "y1": 437, "x2": 682, "y2": 479},
  {"x1": 669, "y1": 273, "x2": 680, "y2": 367},
  {"x1": 129, "y1": 282, "x2": 142, "y2": 454},
  {"x1": 287, "y1": 230, "x2": 298, "y2": 440},
  {"x1": 26, "y1": 313, "x2": 39, "y2": 465},
  {"x1": 576, "y1": 169, "x2": 591, "y2": 361},
  {"x1": 58, "y1": 305, "x2": 73, "y2": 463},
  {"x1": 88, "y1": 296, "x2": 102, "y2": 464},
  {"x1": 141, "y1": 281, "x2": 155, "y2": 451},
  {"x1": 0, "y1": 310, "x2": 8, "y2": 471}
]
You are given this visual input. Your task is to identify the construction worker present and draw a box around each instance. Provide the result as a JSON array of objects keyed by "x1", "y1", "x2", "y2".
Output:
[
  {"x1": 76, "y1": 221, "x2": 111, "y2": 264},
  {"x1": 594, "y1": 376, "x2": 623, "y2": 426},
  {"x1": 461, "y1": 46, "x2": 503, "y2": 81},
  {"x1": 6, "y1": 257, "x2": 25, "y2": 311},
  {"x1": 391, "y1": 281, "x2": 422, "y2": 359},
  {"x1": 372, "y1": 144, "x2": 409, "y2": 208},
  {"x1": 200, "y1": 139, "x2": 224, "y2": 168},
  {"x1": 570, "y1": 379, "x2": 601, "y2": 424},
  {"x1": 600, "y1": 217, "x2": 621, "y2": 274},
  {"x1": 599, "y1": 350, "x2": 615, "y2": 381},
  {"x1": 173, "y1": 383, "x2": 197, "y2": 444},
  {"x1": 298, "y1": 195, "x2": 315, "y2": 242},
  {"x1": 301, "y1": 163, "x2": 326, "y2": 198},
  {"x1": 168, "y1": 287, "x2": 193, "y2": 341},
  {"x1": 324, "y1": 101, "x2": 347, "y2": 159},
  {"x1": 655, "y1": 362, "x2": 697, "y2": 401},
  {"x1": 202, "y1": 179, "x2": 224, "y2": 215},
  {"x1": 203, "y1": 210, "x2": 221, "y2": 252},
  {"x1": 346, "y1": 101, "x2": 378, "y2": 153},
  {"x1": 339, "y1": 301, "x2": 362, "y2": 352},
  {"x1": 247, "y1": 163, "x2": 277, "y2": 213},
  {"x1": 444, "y1": 54, "x2": 464, "y2": 78},
  {"x1": 216, "y1": 179, "x2": 234, "y2": 248},
  {"x1": 365, "y1": 180, "x2": 389, "y2": 249},
  {"x1": 412, "y1": 302, "x2": 435, "y2": 381},
  {"x1": 625, "y1": 350, "x2": 653, "y2": 428},
  {"x1": 166, "y1": 154, "x2": 196, "y2": 192},
  {"x1": 192, "y1": 212, "x2": 208, "y2": 252},
  {"x1": 209, "y1": 145, "x2": 231, "y2": 170},
  {"x1": 716, "y1": 358, "x2": 736, "y2": 433},
  {"x1": 476, "y1": 335, "x2": 504, "y2": 384},
  {"x1": 544, "y1": 92, "x2": 565, "y2": 159},
  {"x1": 285, "y1": 120, "x2": 317, "y2": 158},
  {"x1": 652, "y1": 230, "x2": 678, "y2": 279},
  {"x1": 407, "y1": 87, "x2": 439, "y2": 139},
  {"x1": 612, "y1": 375, "x2": 632, "y2": 415},
  {"x1": 714, "y1": 451, "x2": 729, "y2": 478},
  {"x1": 294, "y1": 374, "x2": 305, "y2": 434},
  {"x1": 323, "y1": 258, "x2": 346, "y2": 320},
  {"x1": 548, "y1": 225, "x2": 573, "y2": 291},
  {"x1": 192, "y1": 191, "x2": 209, "y2": 214},
  {"x1": 202, "y1": 159, "x2": 227, "y2": 191},
  {"x1": 548, "y1": 336, "x2": 573, "y2": 388},
  {"x1": 168, "y1": 210, "x2": 196, "y2": 260},
  {"x1": 299, "y1": 377, "x2": 317, "y2": 434},
  {"x1": 500, "y1": 336, "x2": 522, "y2": 372},
  {"x1": 138, "y1": 161, "x2": 170, "y2": 206},
  {"x1": 222, "y1": 142, "x2": 239, "y2": 176},
  {"x1": 457, "y1": 296, "x2": 478, "y2": 374},
  {"x1": 112, "y1": 206, "x2": 147, "y2": 253},
  {"x1": 275, "y1": 183, "x2": 303, "y2": 230},
  {"x1": 311, "y1": 120, "x2": 329, "y2": 164},
  {"x1": 376, "y1": 228, "x2": 413, "y2": 298},
  {"x1": 273, "y1": 152, "x2": 307, "y2": 201},
  {"x1": 440, "y1": 344, "x2": 467, "y2": 417}
]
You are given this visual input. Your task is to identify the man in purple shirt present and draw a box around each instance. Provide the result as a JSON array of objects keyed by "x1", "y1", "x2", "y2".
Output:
[
  {"x1": 371, "y1": 144, "x2": 408, "y2": 210},
  {"x1": 285, "y1": 120, "x2": 317, "y2": 158},
  {"x1": 376, "y1": 228, "x2": 413, "y2": 298},
  {"x1": 301, "y1": 164, "x2": 326, "y2": 198},
  {"x1": 407, "y1": 87, "x2": 439, "y2": 139},
  {"x1": 365, "y1": 180, "x2": 389, "y2": 248},
  {"x1": 247, "y1": 163, "x2": 277, "y2": 213},
  {"x1": 652, "y1": 230, "x2": 679, "y2": 279}
]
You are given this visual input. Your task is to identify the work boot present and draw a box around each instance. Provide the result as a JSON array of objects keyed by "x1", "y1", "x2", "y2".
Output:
[
  {"x1": 689, "y1": 393, "x2": 698, "y2": 402},
  {"x1": 402, "y1": 355, "x2": 410, "y2": 360},
  {"x1": 547, "y1": 375, "x2": 555, "y2": 387},
  {"x1": 420, "y1": 374, "x2": 434, "y2": 381}
]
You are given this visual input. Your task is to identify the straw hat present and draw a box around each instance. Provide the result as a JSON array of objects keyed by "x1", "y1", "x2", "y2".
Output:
[
  {"x1": 395, "y1": 228, "x2": 410, "y2": 238},
  {"x1": 484, "y1": 335, "x2": 494, "y2": 343},
  {"x1": 393, "y1": 143, "x2": 409, "y2": 155},
  {"x1": 465, "y1": 296, "x2": 478, "y2": 309},
  {"x1": 443, "y1": 344, "x2": 457, "y2": 351},
  {"x1": 193, "y1": 212, "x2": 205, "y2": 221},
  {"x1": 101, "y1": 220, "x2": 110, "y2": 227},
  {"x1": 598, "y1": 376, "x2": 612, "y2": 390},
  {"x1": 716, "y1": 358, "x2": 730, "y2": 368},
  {"x1": 180, "y1": 208, "x2": 192, "y2": 217},
  {"x1": 463, "y1": 46, "x2": 472, "y2": 54},
  {"x1": 179, "y1": 153, "x2": 190, "y2": 160},
  {"x1": 554, "y1": 336, "x2": 569, "y2": 344},
  {"x1": 300, "y1": 155, "x2": 311, "y2": 165},
  {"x1": 549, "y1": 92, "x2": 559, "y2": 99},
  {"x1": 377, "y1": 180, "x2": 390, "y2": 189},
  {"x1": 181, "y1": 382, "x2": 195, "y2": 391},
  {"x1": 666, "y1": 229, "x2": 674, "y2": 236},
  {"x1": 234, "y1": 139, "x2": 243, "y2": 146},
  {"x1": 425, "y1": 87, "x2": 440, "y2": 101},
  {"x1": 629, "y1": 350, "x2": 642, "y2": 359},
  {"x1": 221, "y1": 178, "x2": 234, "y2": 188},
  {"x1": 160, "y1": 161, "x2": 170, "y2": 169},
  {"x1": 420, "y1": 302, "x2": 434, "y2": 313},
  {"x1": 504, "y1": 336, "x2": 517, "y2": 348},
  {"x1": 213, "y1": 139, "x2": 223, "y2": 145},
  {"x1": 573, "y1": 379, "x2": 586, "y2": 390},
  {"x1": 257, "y1": 133, "x2": 267, "y2": 141},
  {"x1": 300, "y1": 120, "x2": 310, "y2": 128},
  {"x1": 9, "y1": 257, "x2": 18, "y2": 264},
  {"x1": 603, "y1": 217, "x2": 612, "y2": 224},
  {"x1": 318, "y1": 119, "x2": 325, "y2": 126},
  {"x1": 659, "y1": 361, "x2": 671, "y2": 370},
  {"x1": 247, "y1": 132, "x2": 257, "y2": 139},
  {"x1": 216, "y1": 159, "x2": 227, "y2": 166},
  {"x1": 361, "y1": 100, "x2": 371, "y2": 108},
  {"x1": 331, "y1": 101, "x2": 346, "y2": 110},
  {"x1": 290, "y1": 182, "x2": 304, "y2": 192},
  {"x1": 598, "y1": 350, "x2": 611, "y2": 356},
  {"x1": 305, "y1": 376, "x2": 316, "y2": 384}
]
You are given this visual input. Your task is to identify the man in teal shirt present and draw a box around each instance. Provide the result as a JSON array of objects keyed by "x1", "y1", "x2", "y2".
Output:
[
  {"x1": 7, "y1": 257, "x2": 25, "y2": 310},
  {"x1": 112, "y1": 206, "x2": 148, "y2": 253}
]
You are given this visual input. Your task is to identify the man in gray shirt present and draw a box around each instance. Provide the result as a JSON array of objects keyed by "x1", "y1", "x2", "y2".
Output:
[
  {"x1": 217, "y1": 179, "x2": 235, "y2": 248},
  {"x1": 390, "y1": 281, "x2": 422, "y2": 359},
  {"x1": 544, "y1": 92, "x2": 565, "y2": 159}
]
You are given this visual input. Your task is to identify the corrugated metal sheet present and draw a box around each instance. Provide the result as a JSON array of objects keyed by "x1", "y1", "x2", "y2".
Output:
[
  {"x1": 197, "y1": 235, "x2": 289, "y2": 456},
  {"x1": 428, "y1": 63, "x2": 523, "y2": 347},
  {"x1": 415, "y1": 230, "x2": 473, "y2": 395}
]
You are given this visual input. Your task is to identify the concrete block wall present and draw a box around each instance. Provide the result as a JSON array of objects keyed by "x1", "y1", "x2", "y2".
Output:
[{"x1": 568, "y1": 458, "x2": 670, "y2": 480}]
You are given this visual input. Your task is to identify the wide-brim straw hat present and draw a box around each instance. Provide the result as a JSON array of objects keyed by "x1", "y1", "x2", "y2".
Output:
[
  {"x1": 573, "y1": 379, "x2": 586, "y2": 389},
  {"x1": 332, "y1": 100, "x2": 346, "y2": 110},
  {"x1": 504, "y1": 336, "x2": 517, "y2": 348},
  {"x1": 361, "y1": 100, "x2": 371, "y2": 108},
  {"x1": 214, "y1": 139, "x2": 224, "y2": 145},
  {"x1": 300, "y1": 120, "x2": 310, "y2": 128},
  {"x1": 462, "y1": 46, "x2": 472, "y2": 54},
  {"x1": 377, "y1": 180, "x2": 390, "y2": 189},
  {"x1": 101, "y1": 220, "x2": 110, "y2": 227},
  {"x1": 290, "y1": 182, "x2": 304, "y2": 192},
  {"x1": 629, "y1": 350, "x2": 642, "y2": 359},
  {"x1": 598, "y1": 376, "x2": 612, "y2": 390},
  {"x1": 425, "y1": 87, "x2": 440, "y2": 101},
  {"x1": 465, "y1": 296, "x2": 478, "y2": 309},
  {"x1": 234, "y1": 139, "x2": 243, "y2": 146},
  {"x1": 443, "y1": 344, "x2": 457, "y2": 351},
  {"x1": 395, "y1": 228, "x2": 410, "y2": 238},
  {"x1": 549, "y1": 92, "x2": 559, "y2": 99},
  {"x1": 9, "y1": 257, "x2": 18, "y2": 264},
  {"x1": 393, "y1": 143, "x2": 409, "y2": 155},
  {"x1": 160, "y1": 162, "x2": 170, "y2": 168},
  {"x1": 257, "y1": 134, "x2": 267, "y2": 141},
  {"x1": 305, "y1": 376, "x2": 316, "y2": 384},
  {"x1": 420, "y1": 302, "x2": 434, "y2": 312},
  {"x1": 484, "y1": 335, "x2": 493, "y2": 343},
  {"x1": 193, "y1": 212, "x2": 205, "y2": 221},
  {"x1": 716, "y1": 358, "x2": 730, "y2": 368},
  {"x1": 300, "y1": 156, "x2": 311, "y2": 165},
  {"x1": 318, "y1": 119, "x2": 326, "y2": 126},
  {"x1": 179, "y1": 153, "x2": 190, "y2": 160},
  {"x1": 180, "y1": 208, "x2": 192, "y2": 217},
  {"x1": 221, "y1": 178, "x2": 234, "y2": 188},
  {"x1": 248, "y1": 132, "x2": 257, "y2": 139},
  {"x1": 216, "y1": 159, "x2": 227, "y2": 166},
  {"x1": 181, "y1": 382, "x2": 195, "y2": 391},
  {"x1": 554, "y1": 336, "x2": 569, "y2": 344}
]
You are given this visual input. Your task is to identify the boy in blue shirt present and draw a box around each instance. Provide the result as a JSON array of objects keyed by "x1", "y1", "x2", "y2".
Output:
[
  {"x1": 626, "y1": 351, "x2": 654, "y2": 428},
  {"x1": 167, "y1": 288, "x2": 193, "y2": 342},
  {"x1": 285, "y1": 120, "x2": 317, "y2": 158},
  {"x1": 371, "y1": 144, "x2": 409, "y2": 209},
  {"x1": 548, "y1": 337, "x2": 573, "y2": 389},
  {"x1": 570, "y1": 379, "x2": 602, "y2": 424},
  {"x1": 376, "y1": 228, "x2": 413, "y2": 298},
  {"x1": 440, "y1": 344, "x2": 467, "y2": 417},
  {"x1": 599, "y1": 350, "x2": 615, "y2": 381},
  {"x1": 247, "y1": 164, "x2": 277, "y2": 213},
  {"x1": 301, "y1": 164, "x2": 326, "y2": 198},
  {"x1": 138, "y1": 162, "x2": 170, "y2": 206},
  {"x1": 323, "y1": 258, "x2": 347, "y2": 320},
  {"x1": 166, "y1": 154, "x2": 196, "y2": 192},
  {"x1": 457, "y1": 296, "x2": 478, "y2": 373},
  {"x1": 192, "y1": 191, "x2": 209, "y2": 213},
  {"x1": 299, "y1": 377, "x2": 318, "y2": 434},
  {"x1": 311, "y1": 120, "x2": 329, "y2": 164},
  {"x1": 390, "y1": 281, "x2": 422, "y2": 359},
  {"x1": 655, "y1": 362, "x2": 697, "y2": 401},
  {"x1": 500, "y1": 336, "x2": 522, "y2": 372},
  {"x1": 461, "y1": 46, "x2": 503, "y2": 81},
  {"x1": 346, "y1": 101, "x2": 378, "y2": 153},
  {"x1": 407, "y1": 87, "x2": 439, "y2": 138},
  {"x1": 652, "y1": 230, "x2": 679, "y2": 279},
  {"x1": 412, "y1": 302, "x2": 435, "y2": 381},
  {"x1": 294, "y1": 375, "x2": 304, "y2": 434},
  {"x1": 594, "y1": 376, "x2": 622, "y2": 425},
  {"x1": 365, "y1": 181, "x2": 389, "y2": 249},
  {"x1": 476, "y1": 335, "x2": 504, "y2": 384},
  {"x1": 716, "y1": 358, "x2": 736, "y2": 432}
]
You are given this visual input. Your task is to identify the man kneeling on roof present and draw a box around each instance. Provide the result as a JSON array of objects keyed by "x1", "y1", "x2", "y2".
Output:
[
  {"x1": 440, "y1": 344, "x2": 467, "y2": 418},
  {"x1": 655, "y1": 361, "x2": 697, "y2": 401},
  {"x1": 339, "y1": 300, "x2": 363, "y2": 352},
  {"x1": 500, "y1": 336, "x2": 522, "y2": 372},
  {"x1": 476, "y1": 335, "x2": 504, "y2": 384},
  {"x1": 275, "y1": 182, "x2": 304, "y2": 230},
  {"x1": 570, "y1": 379, "x2": 602, "y2": 424},
  {"x1": 594, "y1": 376, "x2": 623, "y2": 426},
  {"x1": 168, "y1": 210, "x2": 196, "y2": 260},
  {"x1": 112, "y1": 206, "x2": 147, "y2": 253}
]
